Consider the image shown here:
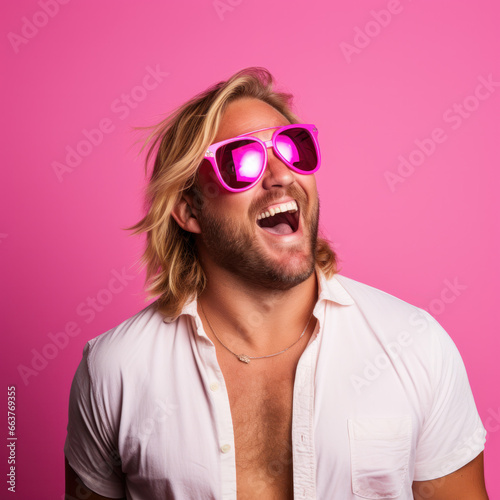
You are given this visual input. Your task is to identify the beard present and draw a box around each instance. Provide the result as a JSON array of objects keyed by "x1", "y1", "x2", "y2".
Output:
[{"x1": 195, "y1": 186, "x2": 319, "y2": 291}]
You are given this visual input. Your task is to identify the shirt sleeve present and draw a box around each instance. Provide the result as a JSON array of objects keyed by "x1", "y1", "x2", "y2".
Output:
[
  {"x1": 64, "y1": 341, "x2": 126, "y2": 498},
  {"x1": 413, "y1": 310, "x2": 487, "y2": 481}
]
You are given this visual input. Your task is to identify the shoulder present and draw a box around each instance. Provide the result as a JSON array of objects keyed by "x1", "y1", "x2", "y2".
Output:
[
  {"x1": 333, "y1": 273, "x2": 421, "y2": 314},
  {"x1": 83, "y1": 302, "x2": 182, "y2": 387},
  {"x1": 332, "y1": 273, "x2": 428, "y2": 324},
  {"x1": 331, "y1": 273, "x2": 451, "y2": 357},
  {"x1": 329, "y1": 275, "x2": 474, "y2": 411}
]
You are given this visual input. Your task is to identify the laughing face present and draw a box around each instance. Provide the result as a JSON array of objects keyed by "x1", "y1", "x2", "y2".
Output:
[{"x1": 193, "y1": 97, "x2": 320, "y2": 291}]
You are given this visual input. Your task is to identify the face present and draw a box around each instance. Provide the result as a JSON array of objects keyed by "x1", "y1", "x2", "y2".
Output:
[{"x1": 193, "y1": 97, "x2": 320, "y2": 290}]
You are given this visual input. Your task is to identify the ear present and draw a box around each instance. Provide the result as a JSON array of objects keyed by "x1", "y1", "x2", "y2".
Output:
[{"x1": 171, "y1": 192, "x2": 202, "y2": 234}]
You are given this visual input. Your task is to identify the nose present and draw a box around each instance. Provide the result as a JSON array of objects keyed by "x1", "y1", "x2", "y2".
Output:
[{"x1": 261, "y1": 147, "x2": 295, "y2": 190}]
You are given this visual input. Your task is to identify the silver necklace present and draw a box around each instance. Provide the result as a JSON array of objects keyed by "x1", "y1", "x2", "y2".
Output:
[{"x1": 199, "y1": 301, "x2": 314, "y2": 364}]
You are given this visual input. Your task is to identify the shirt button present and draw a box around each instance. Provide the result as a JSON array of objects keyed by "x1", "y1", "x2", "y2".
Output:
[
  {"x1": 220, "y1": 444, "x2": 231, "y2": 454},
  {"x1": 209, "y1": 382, "x2": 219, "y2": 392}
]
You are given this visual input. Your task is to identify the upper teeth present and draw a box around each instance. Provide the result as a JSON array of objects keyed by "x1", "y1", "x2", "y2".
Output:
[{"x1": 257, "y1": 200, "x2": 298, "y2": 220}]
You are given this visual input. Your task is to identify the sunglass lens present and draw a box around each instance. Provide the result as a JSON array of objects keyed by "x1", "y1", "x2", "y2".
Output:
[
  {"x1": 215, "y1": 140, "x2": 264, "y2": 190},
  {"x1": 276, "y1": 128, "x2": 318, "y2": 172}
]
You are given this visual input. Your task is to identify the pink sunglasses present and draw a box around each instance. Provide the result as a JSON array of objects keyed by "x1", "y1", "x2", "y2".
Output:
[{"x1": 203, "y1": 124, "x2": 320, "y2": 192}]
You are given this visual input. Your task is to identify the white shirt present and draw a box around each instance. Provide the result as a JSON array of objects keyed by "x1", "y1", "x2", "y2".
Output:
[{"x1": 64, "y1": 270, "x2": 486, "y2": 499}]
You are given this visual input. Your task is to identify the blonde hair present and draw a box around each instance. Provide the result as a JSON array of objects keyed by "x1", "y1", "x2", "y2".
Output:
[{"x1": 126, "y1": 67, "x2": 339, "y2": 318}]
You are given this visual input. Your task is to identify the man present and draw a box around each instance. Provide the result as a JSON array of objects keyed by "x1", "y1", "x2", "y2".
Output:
[{"x1": 65, "y1": 67, "x2": 488, "y2": 499}]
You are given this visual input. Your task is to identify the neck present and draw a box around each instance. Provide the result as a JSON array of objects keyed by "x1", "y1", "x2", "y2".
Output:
[{"x1": 197, "y1": 264, "x2": 318, "y2": 355}]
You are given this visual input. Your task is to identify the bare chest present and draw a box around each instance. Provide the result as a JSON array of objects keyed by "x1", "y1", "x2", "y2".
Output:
[{"x1": 224, "y1": 365, "x2": 296, "y2": 499}]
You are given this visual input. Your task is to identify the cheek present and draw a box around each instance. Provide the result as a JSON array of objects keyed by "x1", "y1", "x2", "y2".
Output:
[
  {"x1": 307, "y1": 173, "x2": 318, "y2": 191},
  {"x1": 297, "y1": 173, "x2": 318, "y2": 201}
]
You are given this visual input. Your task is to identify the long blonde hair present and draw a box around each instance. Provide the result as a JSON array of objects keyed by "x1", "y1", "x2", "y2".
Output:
[{"x1": 126, "y1": 67, "x2": 339, "y2": 318}]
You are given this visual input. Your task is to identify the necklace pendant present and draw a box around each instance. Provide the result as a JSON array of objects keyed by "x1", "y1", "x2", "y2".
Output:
[{"x1": 237, "y1": 354, "x2": 251, "y2": 364}]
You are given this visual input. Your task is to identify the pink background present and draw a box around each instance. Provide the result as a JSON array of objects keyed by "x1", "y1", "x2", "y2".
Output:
[{"x1": 1, "y1": 1, "x2": 499, "y2": 498}]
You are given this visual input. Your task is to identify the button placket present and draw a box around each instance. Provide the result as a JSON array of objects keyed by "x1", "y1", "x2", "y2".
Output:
[
  {"x1": 192, "y1": 319, "x2": 237, "y2": 499},
  {"x1": 291, "y1": 312, "x2": 322, "y2": 500},
  {"x1": 214, "y1": 375, "x2": 237, "y2": 499},
  {"x1": 203, "y1": 340, "x2": 237, "y2": 498}
]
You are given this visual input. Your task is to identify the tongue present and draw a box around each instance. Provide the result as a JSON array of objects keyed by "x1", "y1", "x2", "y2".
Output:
[{"x1": 261, "y1": 223, "x2": 293, "y2": 235}]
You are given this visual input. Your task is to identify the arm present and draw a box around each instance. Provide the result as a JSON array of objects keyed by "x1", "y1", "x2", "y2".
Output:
[
  {"x1": 412, "y1": 452, "x2": 488, "y2": 500},
  {"x1": 64, "y1": 343, "x2": 126, "y2": 499},
  {"x1": 411, "y1": 311, "x2": 488, "y2": 497},
  {"x1": 65, "y1": 457, "x2": 125, "y2": 500}
]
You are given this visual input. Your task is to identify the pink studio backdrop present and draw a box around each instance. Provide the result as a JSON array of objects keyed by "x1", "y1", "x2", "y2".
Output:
[{"x1": 1, "y1": 1, "x2": 499, "y2": 498}]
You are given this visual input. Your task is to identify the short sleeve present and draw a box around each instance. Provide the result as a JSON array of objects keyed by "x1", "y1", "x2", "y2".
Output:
[
  {"x1": 413, "y1": 310, "x2": 487, "y2": 481},
  {"x1": 64, "y1": 342, "x2": 125, "y2": 498}
]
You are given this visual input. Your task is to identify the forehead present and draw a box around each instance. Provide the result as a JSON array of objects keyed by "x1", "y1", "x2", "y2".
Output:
[{"x1": 214, "y1": 97, "x2": 291, "y2": 143}]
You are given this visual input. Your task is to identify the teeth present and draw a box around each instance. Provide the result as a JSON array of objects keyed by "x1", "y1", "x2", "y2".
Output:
[{"x1": 258, "y1": 200, "x2": 298, "y2": 221}]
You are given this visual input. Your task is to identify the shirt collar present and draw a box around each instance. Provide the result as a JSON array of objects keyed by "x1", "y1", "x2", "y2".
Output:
[
  {"x1": 162, "y1": 268, "x2": 354, "y2": 324},
  {"x1": 316, "y1": 269, "x2": 355, "y2": 306}
]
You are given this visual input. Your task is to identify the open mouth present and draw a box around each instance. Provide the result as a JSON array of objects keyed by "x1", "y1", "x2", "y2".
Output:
[{"x1": 256, "y1": 200, "x2": 300, "y2": 235}]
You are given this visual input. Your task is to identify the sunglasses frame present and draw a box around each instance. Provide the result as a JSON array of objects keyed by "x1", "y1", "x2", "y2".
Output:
[{"x1": 203, "y1": 123, "x2": 320, "y2": 193}]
